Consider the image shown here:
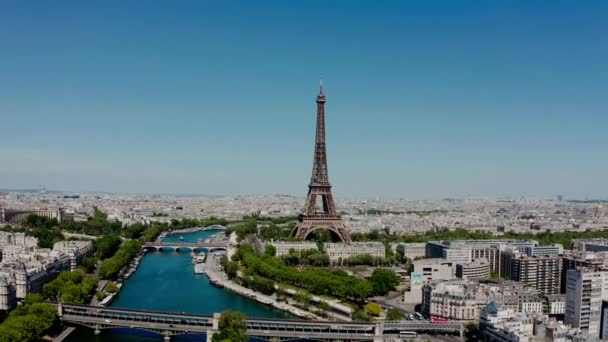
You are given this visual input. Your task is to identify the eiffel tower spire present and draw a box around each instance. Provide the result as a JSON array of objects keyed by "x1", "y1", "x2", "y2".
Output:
[{"x1": 292, "y1": 85, "x2": 352, "y2": 243}]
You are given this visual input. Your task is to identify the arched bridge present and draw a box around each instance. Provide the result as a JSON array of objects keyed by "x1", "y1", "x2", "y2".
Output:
[
  {"x1": 143, "y1": 241, "x2": 228, "y2": 252},
  {"x1": 57, "y1": 304, "x2": 464, "y2": 341}
]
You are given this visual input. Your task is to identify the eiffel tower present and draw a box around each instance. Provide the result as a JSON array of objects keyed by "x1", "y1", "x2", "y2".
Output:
[{"x1": 291, "y1": 85, "x2": 352, "y2": 243}]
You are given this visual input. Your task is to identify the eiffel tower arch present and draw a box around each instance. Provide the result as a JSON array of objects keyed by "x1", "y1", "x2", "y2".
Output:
[{"x1": 291, "y1": 85, "x2": 352, "y2": 243}]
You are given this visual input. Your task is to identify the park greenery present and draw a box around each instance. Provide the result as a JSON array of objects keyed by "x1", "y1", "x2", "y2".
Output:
[
  {"x1": 352, "y1": 309, "x2": 371, "y2": 321},
  {"x1": 62, "y1": 209, "x2": 123, "y2": 235},
  {"x1": 106, "y1": 281, "x2": 119, "y2": 293},
  {"x1": 341, "y1": 253, "x2": 397, "y2": 267},
  {"x1": 0, "y1": 224, "x2": 63, "y2": 249},
  {"x1": 386, "y1": 307, "x2": 405, "y2": 320},
  {"x1": 226, "y1": 220, "x2": 257, "y2": 239},
  {"x1": 211, "y1": 310, "x2": 248, "y2": 342},
  {"x1": 365, "y1": 302, "x2": 382, "y2": 316},
  {"x1": 99, "y1": 240, "x2": 142, "y2": 279},
  {"x1": 282, "y1": 248, "x2": 330, "y2": 267},
  {"x1": 258, "y1": 223, "x2": 294, "y2": 241},
  {"x1": 0, "y1": 295, "x2": 59, "y2": 342},
  {"x1": 232, "y1": 243, "x2": 399, "y2": 304},
  {"x1": 42, "y1": 271, "x2": 98, "y2": 304},
  {"x1": 1, "y1": 210, "x2": 121, "y2": 248},
  {"x1": 78, "y1": 256, "x2": 98, "y2": 273},
  {"x1": 95, "y1": 234, "x2": 122, "y2": 259}
]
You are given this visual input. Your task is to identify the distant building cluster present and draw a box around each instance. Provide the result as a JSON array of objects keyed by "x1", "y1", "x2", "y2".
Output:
[
  {"x1": 406, "y1": 238, "x2": 608, "y2": 340},
  {"x1": 480, "y1": 301, "x2": 595, "y2": 342},
  {"x1": 0, "y1": 231, "x2": 92, "y2": 311},
  {"x1": 1, "y1": 191, "x2": 605, "y2": 236},
  {"x1": 422, "y1": 279, "x2": 545, "y2": 321}
]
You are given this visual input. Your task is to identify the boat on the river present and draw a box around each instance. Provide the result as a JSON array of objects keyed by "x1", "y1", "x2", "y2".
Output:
[
  {"x1": 180, "y1": 236, "x2": 185, "y2": 241},
  {"x1": 194, "y1": 263, "x2": 205, "y2": 274},
  {"x1": 196, "y1": 252, "x2": 206, "y2": 263}
]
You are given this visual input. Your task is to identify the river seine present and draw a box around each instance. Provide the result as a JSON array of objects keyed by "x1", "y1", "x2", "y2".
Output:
[{"x1": 65, "y1": 229, "x2": 292, "y2": 342}]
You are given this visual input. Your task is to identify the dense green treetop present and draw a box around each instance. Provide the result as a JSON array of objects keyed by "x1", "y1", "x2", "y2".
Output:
[
  {"x1": 386, "y1": 307, "x2": 405, "y2": 320},
  {"x1": 212, "y1": 310, "x2": 248, "y2": 342},
  {"x1": 369, "y1": 268, "x2": 400, "y2": 296},
  {"x1": 42, "y1": 271, "x2": 98, "y2": 304},
  {"x1": 0, "y1": 299, "x2": 59, "y2": 342},
  {"x1": 99, "y1": 240, "x2": 142, "y2": 279},
  {"x1": 234, "y1": 243, "x2": 373, "y2": 302},
  {"x1": 95, "y1": 235, "x2": 122, "y2": 259}
]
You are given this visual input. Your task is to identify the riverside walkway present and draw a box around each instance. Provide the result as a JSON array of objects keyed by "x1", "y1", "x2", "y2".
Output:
[{"x1": 56, "y1": 303, "x2": 464, "y2": 341}]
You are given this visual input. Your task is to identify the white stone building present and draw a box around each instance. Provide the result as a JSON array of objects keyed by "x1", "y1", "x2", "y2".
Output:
[
  {"x1": 0, "y1": 275, "x2": 16, "y2": 311},
  {"x1": 480, "y1": 302, "x2": 595, "y2": 342},
  {"x1": 421, "y1": 279, "x2": 542, "y2": 321},
  {"x1": 52, "y1": 240, "x2": 94, "y2": 270},
  {"x1": 268, "y1": 241, "x2": 318, "y2": 257},
  {"x1": 323, "y1": 242, "x2": 385, "y2": 263}
]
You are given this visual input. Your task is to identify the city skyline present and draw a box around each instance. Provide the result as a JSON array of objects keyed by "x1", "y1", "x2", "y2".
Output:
[{"x1": 2, "y1": 1, "x2": 607, "y2": 199}]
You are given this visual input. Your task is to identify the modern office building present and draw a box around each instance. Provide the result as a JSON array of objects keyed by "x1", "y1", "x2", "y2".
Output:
[
  {"x1": 501, "y1": 250, "x2": 561, "y2": 295},
  {"x1": 456, "y1": 259, "x2": 491, "y2": 280},
  {"x1": 523, "y1": 244, "x2": 563, "y2": 257},
  {"x1": 572, "y1": 239, "x2": 608, "y2": 253},
  {"x1": 395, "y1": 242, "x2": 427, "y2": 260},
  {"x1": 426, "y1": 239, "x2": 538, "y2": 275},
  {"x1": 564, "y1": 267, "x2": 608, "y2": 338},
  {"x1": 560, "y1": 252, "x2": 608, "y2": 293}
]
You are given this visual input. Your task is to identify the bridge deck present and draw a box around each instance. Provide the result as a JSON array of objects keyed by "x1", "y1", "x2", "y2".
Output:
[{"x1": 58, "y1": 304, "x2": 463, "y2": 339}]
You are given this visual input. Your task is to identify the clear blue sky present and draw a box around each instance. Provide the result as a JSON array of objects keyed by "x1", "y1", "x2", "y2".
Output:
[{"x1": 1, "y1": 1, "x2": 606, "y2": 199}]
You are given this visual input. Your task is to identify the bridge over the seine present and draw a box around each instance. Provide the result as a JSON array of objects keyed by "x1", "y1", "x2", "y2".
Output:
[
  {"x1": 142, "y1": 241, "x2": 229, "y2": 252},
  {"x1": 57, "y1": 304, "x2": 464, "y2": 341}
]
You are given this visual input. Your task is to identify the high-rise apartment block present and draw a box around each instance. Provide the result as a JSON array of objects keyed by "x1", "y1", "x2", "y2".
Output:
[
  {"x1": 564, "y1": 267, "x2": 608, "y2": 338},
  {"x1": 501, "y1": 250, "x2": 561, "y2": 296}
]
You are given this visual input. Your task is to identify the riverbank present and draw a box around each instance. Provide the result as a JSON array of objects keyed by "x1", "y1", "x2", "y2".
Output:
[{"x1": 204, "y1": 251, "x2": 325, "y2": 320}]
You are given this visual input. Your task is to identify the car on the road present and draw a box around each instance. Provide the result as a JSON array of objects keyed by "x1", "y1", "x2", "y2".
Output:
[{"x1": 104, "y1": 319, "x2": 112, "y2": 323}]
